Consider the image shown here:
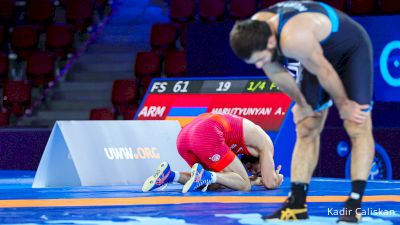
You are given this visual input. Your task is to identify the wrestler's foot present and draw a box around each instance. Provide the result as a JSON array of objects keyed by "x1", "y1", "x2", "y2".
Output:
[
  {"x1": 142, "y1": 162, "x2": 174, "y2": 192},
  {"x1": 182, "y1": 163, "x2": 213, "y2": 193},
  {"x1": 337, "y1": 199, "x2": 362, "y2": 223},
  {"x1": 263, "y1": 197, "x2": 309, "y2": 221}
]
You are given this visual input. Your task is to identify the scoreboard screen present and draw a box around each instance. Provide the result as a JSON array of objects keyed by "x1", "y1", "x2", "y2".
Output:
[{"x1": 134, "y1": 77, "x2": 292, "y2": 132}]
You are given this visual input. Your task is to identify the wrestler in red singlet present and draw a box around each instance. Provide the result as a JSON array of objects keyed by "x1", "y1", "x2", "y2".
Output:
[
  {"x1": 142, "y1": 112, "x2": 283, "y2": 193},
  {"x1": 176, "y1": 113, "x2": 250, "y2": 172}
]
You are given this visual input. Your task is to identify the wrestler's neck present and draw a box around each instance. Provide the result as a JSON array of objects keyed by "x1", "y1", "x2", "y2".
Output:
[{"x1": 252, "y1": 12, "x2": 279, "y2": 36}]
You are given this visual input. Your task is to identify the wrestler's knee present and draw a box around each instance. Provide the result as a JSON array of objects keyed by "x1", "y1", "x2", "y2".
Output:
[
  {"x1": 295, "y1": 118, "x2": 322, "y2": 140},
  {"x1": 237, "y1": 176, "x2": 251, "y2": 191},
  {"x1": 344, "y1": 118, "x2": 371, "y2": 140},
  {"x1": 240, "y1": 180, "x2": 252, "y2": 192}
]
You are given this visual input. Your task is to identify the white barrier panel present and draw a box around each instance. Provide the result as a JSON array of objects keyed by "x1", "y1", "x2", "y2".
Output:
[{"x1": 33, "y1": 120, "x2": 188, "y2": 188}]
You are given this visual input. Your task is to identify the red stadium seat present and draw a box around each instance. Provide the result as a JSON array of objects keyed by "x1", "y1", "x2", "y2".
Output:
[
  {"x1": 89, "y1": 107, "x2": 116, "y2": 120},
  {"x1": 164, "y1": 50, "x2": 186, "y2": 77},
  {"x1": 230, "y1": 0, "x2": 257, "y2": 20},
  {"x1": 169, "y1": 0, "x2": 195, "y2": 22},
  {"x1": 134, "y1": 51, "x2": 161, "y2": 79},
  {"x1": 150, "y1": 23, "x2": 177, "y2": 54},
  {"x1": 26, "y1": 0, "x2": 55, "y2": 27},
  {"x1": 199, "y1": 0, "x2": 225, "y2": 21},
  {"x1": 45, "y1": 24, "x2": 74, "y2": 58},
  {"x1": 348, "y1": 0, "x2": 375, "y2": 15},
  {"x1": 26, "y1": 51, "x2": 55, "y2": 87},
  {"x1": 378, "y1": 0, "x2": 400, "y2": 14},
  {"x1": 318, "y1": 0, "x2": 346, "y2": 11},
  {"x1": 0, "y1": 52, "x2": 9, "y2": 81},
  {"x1": 11, "y1": 25, "x2": 39, "y2": 59},
  {"x1": 2, "y1": 80, "x2": 32, "y2": 116},
  {"x1": 0, "y1": 0, "x2": 15, "y2": 25},
  {"x1": 0, "y1": 107, "x2": 10, "y2": 126},
  {"x1": 66, "y1": 1, "x2": 94, "y2": 31},
  {"x1": 122, "y1": 105, "x2": 138, "y2": 120},
  {"x1": 111, "y1": 80, "x2": 138, "y2": 115}
]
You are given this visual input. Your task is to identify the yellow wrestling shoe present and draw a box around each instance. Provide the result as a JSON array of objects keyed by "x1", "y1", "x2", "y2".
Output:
[{"x1": 263, "y1": 198, "x2": 309, "y2": 221}]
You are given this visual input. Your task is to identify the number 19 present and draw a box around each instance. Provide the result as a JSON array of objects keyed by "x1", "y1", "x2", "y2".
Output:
[{"x1": 216, "y1": 81, "x2": 231, "y2": 92}]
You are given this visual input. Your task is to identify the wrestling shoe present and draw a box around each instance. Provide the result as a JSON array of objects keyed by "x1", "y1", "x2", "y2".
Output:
[
  {"x1": 263, "y1": 198, "x2": 309, "y2": 221},
  {"x1": 182, "y1": 163, "x2": 213, "y2": 193},
  {"x1": 337, "y1": 201, "x2": 362, "y2": 223},
  {"x1": 142, "y1": 162, "x2": 174, "y2": 192}
]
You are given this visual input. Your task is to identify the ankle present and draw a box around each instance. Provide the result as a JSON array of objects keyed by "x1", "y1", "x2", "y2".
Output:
[
  {"x1": 286, "y1": 196, "x2": 307, "y2": 209},
  {"x1": 345, "y1": 180, "x2": 366, "y2": 208},
  {"x1": 287, "y1": 182, "x2": 309, "y2": 208},
  {"x1": 345, "y1": 197, "x2": 361, "y2": 209},
  {"x1": 172, "y1": 171, "x2": 180, "y2": 182},
  {"x1": 210, "y1": 171, "x2": 217, "y2": 183}
]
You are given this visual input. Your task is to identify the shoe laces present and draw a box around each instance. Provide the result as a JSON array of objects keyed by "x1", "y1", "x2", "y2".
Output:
[
  {"x1": 280, "y1": 208, "x2": 308, "y2": 220},
  {"x1": 193, "y1": 170, "x2": 212, "y2": 192}
]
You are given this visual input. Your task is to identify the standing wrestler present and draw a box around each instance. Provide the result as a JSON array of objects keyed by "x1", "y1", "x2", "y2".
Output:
[
  {"x1": 142, "y1": 113, "x2": 283, "y2": 193},
  {"x1": 230, "y1": 1, "x2": 374, "y2": 223}
]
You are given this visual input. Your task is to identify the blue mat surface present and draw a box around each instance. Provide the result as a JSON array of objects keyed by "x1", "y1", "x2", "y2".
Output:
[{"x1": 0, "y1": 170, "x2": 399, "y2": 225}]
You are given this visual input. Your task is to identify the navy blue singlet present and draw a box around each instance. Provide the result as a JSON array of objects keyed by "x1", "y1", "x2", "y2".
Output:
[{"x1": 263, "y1": 1, "x2": 373, "y2": 111}]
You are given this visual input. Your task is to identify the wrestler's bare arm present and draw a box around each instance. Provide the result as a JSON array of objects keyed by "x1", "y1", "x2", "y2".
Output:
[{"x1": 262, "y1": 62, "x2": 308, "y2": 107}]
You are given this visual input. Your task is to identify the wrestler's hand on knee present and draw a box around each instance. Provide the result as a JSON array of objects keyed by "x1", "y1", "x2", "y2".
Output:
[
  {"x1": 338, "y1": 100, "x2": 370, "y2": 124},
  {"x1": 292, "y1": 104, "x2": 322, "y2": 124}
]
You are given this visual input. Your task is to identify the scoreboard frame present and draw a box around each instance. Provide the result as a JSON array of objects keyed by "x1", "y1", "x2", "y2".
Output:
[
  {"x1": 144, "y1": 77, "x2": 280, "y2": 95},
  {"x1": 134, "y1": 76, "x2": 296, "y2": 177}
]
